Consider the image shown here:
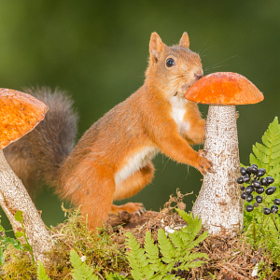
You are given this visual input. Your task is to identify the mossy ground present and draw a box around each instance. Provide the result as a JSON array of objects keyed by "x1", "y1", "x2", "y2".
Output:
[{"x1": 0, "y1": 191, "x2": 279, "y2": 279}]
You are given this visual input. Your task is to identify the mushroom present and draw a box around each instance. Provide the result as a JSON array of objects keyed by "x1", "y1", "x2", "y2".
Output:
[
  {"x1": 184, "y1": 72, "x2": 264, "y2": 236},
  {"x1": 0, "y1": 88, "x2": 53, "y2": 262}
]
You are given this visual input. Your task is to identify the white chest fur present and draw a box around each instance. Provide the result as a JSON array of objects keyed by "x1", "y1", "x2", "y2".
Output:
[
  {"x1": 169, "y1": 96, "x2": 190, "y2": 134},
  {"x1": 114, "y1": 146, "x2": 159, "y2": 187}
]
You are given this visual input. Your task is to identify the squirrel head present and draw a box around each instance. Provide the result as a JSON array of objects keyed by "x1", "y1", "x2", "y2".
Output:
[{"x1": 145, "y1": 32, "x2": 203, "y2": 99}]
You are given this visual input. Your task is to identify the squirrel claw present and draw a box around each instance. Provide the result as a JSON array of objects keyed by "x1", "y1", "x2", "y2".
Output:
[
  {"x1": 197, "y1": 149, "x2": 213, "y2": 175},
  {"x1": 199, "y1": 149, "x2": 208, "y2": 157}
]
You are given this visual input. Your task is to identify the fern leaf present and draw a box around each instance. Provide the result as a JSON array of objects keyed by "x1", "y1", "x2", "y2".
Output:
[
  {"x1": 144, "y1": 231, "x2": 159, "y2": 262},
  {"x1": 175, "y1": 208, "x2": 194, "y2": 224},
  {"x1": 262, "y1": 117, "x2": 280, "y2": 144},
  {"x1": 252, "y1": 144, "x2": 269, "y2": 165},
  {"x1": 181, "y1": 223, "x2": 203, "y2": 244},
  {"x1": 176, "y1": 209, "x2": 202, "y2": 237},
  {"x1": 125, "y1": 210, "x2": 209, "y2": 280},
  {"x1": 157, "y1": 229, "x2": 176, "y2": 263},
  {"x1": 256, "y1": 143, "x2": 273, "y2": 164},
  {"x1": 183, "y1": 230, "x2": 208, "y2": 253},
  {"x1": 105, "y1": 272, "x2": 129, "y2": 280},
  {"x1": 181, "y1": 251, "x2": 209, "y2": 263},
  {"x1": 271, "y1": 144, "x2": 280, "y2": 156},
  {"x1": 37, "y1": 261, "x2": 51, "y2": 280},
  {"x1": 126, "y1": 232, "x2": 152, "y2": 280},
  {"x1": 249, "y1": 117, "x2": 280, "y2": 178},
  {"x1": 144, "y1": 231, "x2": 166, "y2": 274},
  {"x1": 168, "y1": 231, "x2": 184, "y2": 251},
  {"x1": 177, "y1": 259, "x2": 208, "y2": 271},
  {"x1": 70, "y1": 249, "x2": 97, "y2": 280},
  {"x1": 249, "y1": 153, "x2": 263, "y2": 168}
]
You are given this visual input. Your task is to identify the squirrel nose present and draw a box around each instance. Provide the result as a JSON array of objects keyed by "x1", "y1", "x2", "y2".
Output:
[{"x1": 194, "y1": 72, "x2": 203, "y2": 80}]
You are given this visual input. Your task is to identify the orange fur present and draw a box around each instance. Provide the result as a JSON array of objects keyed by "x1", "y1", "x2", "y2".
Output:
[
  {"x1": 5, "y1": 33, "x2": 212, "y2": 231},
  {"x1": 56, "y1": 32, "x2": 211, "y2": 229}
]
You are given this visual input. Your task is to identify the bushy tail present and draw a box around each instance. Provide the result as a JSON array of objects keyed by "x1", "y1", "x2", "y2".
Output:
[{"x1": 4, "y1": 87, "x2": 78, "y2": 195}]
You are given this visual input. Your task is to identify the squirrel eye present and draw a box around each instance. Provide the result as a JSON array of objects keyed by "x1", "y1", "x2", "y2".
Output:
[{"x1": 166, "y1": 58, "x2": 175, "y2": 67}]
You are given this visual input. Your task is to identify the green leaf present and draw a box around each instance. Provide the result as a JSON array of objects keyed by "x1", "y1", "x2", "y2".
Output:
[
  {"x1": 250, "y1": 117, "x2": 280, "y2": 175},
  {"x1": 158, "y1": 229, "x2": 176, "y2": 263},
  {"x1": 0, "y1": 248, "x2": 5, "y2": 265},
  {"x1": 37, "y1": 261, "x2": 51, "y2": 280},
  {"x1": 126, "y1": 232, "x2": 151, "y2": 280},
  {"x1": 175, "y1": 208, "x2": 194, "y2": 224},
  {"x1": 125, "y1": 210, "x2": 209, "y2": 279},
  {"x1": 105, "y1": 273, "x2": 129, "y2": 280},
  {"x1": 15, "y1": 231, "x2": 24, "y2": 238},
  {"x1": 144, "y1": 231, "x2": 159, "y2": 264},
  {"x1": 14, "y1": 211, "x2": 23, "y2": 222}
]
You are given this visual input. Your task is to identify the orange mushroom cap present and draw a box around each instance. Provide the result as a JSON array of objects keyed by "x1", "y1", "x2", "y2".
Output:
[
  {"x1": 0, "y1": 88, "x2": 48, "y2": 149},
  {"x1": 184, "y1": 72, "x2": 264, "y2": 105}
]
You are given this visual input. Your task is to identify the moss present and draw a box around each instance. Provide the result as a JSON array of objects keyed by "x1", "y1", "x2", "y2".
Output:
[
  {"x1": 0, "y1": 207, "x2": 130, "y2": 279},
  {"x1": 1, "y1": 245, "x2": 36, "y2": 279}
]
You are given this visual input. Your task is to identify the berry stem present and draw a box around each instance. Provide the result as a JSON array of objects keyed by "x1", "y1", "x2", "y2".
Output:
[
  {"x1": 270, "y1": 214, "x2": 279, "y2": 232},
  {"x1": 252, "y1": 214, "x2": 257, "y2": 249}
]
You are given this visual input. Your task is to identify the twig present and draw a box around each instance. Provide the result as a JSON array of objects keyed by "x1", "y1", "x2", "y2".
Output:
[{"x1": 218, "y1": 264, "x2": 250, "y2": 280}]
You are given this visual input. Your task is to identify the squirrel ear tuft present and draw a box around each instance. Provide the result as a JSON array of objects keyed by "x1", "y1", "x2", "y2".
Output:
[
  {"x1": 149, "y1": 32, "x2": 164, "y2": 64},
  {"x1": 179, "y1": 32, "x2": 190, "y2": 48}
]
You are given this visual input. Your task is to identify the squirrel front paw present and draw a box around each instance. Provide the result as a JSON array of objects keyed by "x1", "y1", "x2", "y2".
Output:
[{"x1": 196, "y1": 150, "x2": 213, "y2": 175}]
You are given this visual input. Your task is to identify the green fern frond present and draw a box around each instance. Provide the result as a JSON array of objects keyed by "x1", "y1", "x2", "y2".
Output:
[
  {"x1": 180, "y1": 251, "x2": 208, "y2": 264},
  {"x1": 70, "y1": 249, "x2": 98, "y2": 280},
  {"x1": 37, "y1": 261, "x2": 51, "y2": 280},
  {"x1": 105, "y1": 272, "x2": 129, "y2": 280},
  {"x1": 144, "y1": 231, "x2": 159, "y2": 263},
  {"x1": 175, "y1": 209, "x2": 205, "y2": 242},
  {"x1": 191, "y1": 230, "x2": 209, "y2": 247},
  {"x1": 177, "y1": 259, "x2": 208, "y2": 271},
  {"x1": 144, "y1": 231, "x2": 166, "y2": 273},
  {"x1": 125, "y1": 209, "x2": 209, "y2": 279},
  {"x1": 125, "y1": 232, "x2": 153, "y2": 280},
  {"x1": 157, "y1": 229, "x2": 177, "y2": 264},
  {"x1": 168, "y1": 231, "x2": 184, "y2": 252},
  {"x1": 250, "y1": 117, "x2": 280, "y2": 185},
  {"x1": 183, "y1": 231, "x2": 209, "y2": 253},
  {"x1": 174, "y1": 209, "x2": 194, "y2": 224}
]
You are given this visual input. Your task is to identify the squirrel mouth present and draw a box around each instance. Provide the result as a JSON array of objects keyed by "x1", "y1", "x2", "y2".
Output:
[{"x1": 181, "y1": 84, "x2": 191, "y2": 93}]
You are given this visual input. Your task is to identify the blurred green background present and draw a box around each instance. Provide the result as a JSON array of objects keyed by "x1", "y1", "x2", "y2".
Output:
[{"x1": 0, "y1": 1, "x2": 280, "y2": 229}]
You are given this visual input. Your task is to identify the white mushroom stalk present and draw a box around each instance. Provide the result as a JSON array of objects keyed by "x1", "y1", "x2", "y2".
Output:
[
  {"x1": 192, "y1": 105, "x2": 242, "y2": 235},
  {"x1": 0, "y1": 149, "x2": 53, "y2": 262},
  {"x1": 184, "y1": 72, "x2": 264, "y2": 236},
  {"x1": 0, "y1": 88, "x2": 53, "y2": 263}
]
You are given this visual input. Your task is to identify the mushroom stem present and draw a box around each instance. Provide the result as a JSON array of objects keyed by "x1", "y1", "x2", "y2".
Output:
[
  {"x1": 192, "y1": 105, "x2": 243, "y2": 236},
  {"x1": 0, "y1": 149, "x2": 53, "y2": 263}
]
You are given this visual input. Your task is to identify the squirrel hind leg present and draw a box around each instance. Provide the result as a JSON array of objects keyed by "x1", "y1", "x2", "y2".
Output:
[
  {"x1": 77, "y1": 180, "x2": 116, "y2": 231},
  {"x1": 111, "y1": 161, "x2": 155, "y2": 215},
  {"x1": 110, "y1": 202, "x2": 145, "y2": 215},
  {"x1": 67, "y1": 164, "x2": 116, "y2": 231}
]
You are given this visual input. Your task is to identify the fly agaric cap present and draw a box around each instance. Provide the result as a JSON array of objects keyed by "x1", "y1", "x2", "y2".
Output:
[
  {"x1": 0, "y1": 88, "x2": 48, "y2": 149},
  {"x1": 184, "y1": 72, "x2": 264, "y2": 105}
]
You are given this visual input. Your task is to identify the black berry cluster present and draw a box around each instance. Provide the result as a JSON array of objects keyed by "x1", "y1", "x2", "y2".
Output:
[{"x1": 237, "y1": 164, "x2": 280, "y2": 215}]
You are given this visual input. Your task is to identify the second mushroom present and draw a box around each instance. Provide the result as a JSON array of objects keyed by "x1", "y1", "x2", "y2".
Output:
[
  {"x1": 0, "y1": 88, "x2": 53, "y2": 263},
  {"x1": 185, "y1": 72, "x2": 264, "y2": 236}
]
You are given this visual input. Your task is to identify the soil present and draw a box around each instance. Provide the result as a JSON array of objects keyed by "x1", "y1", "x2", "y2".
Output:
[{"x1": 106, "y1": 191, "x2": 279, "y2": 280}]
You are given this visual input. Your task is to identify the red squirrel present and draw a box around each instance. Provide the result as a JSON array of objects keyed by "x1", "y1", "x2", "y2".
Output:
[{"x1": 4, "y1": 32, "x2": 212, "y2": 230}]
